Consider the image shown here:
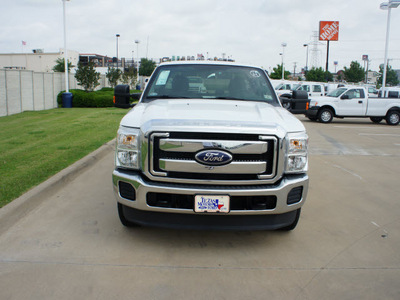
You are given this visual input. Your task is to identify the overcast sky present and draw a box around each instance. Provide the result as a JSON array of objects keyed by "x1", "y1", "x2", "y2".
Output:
[{"x1": 1, "y1": 0, "x2": 400, "y2": 73}]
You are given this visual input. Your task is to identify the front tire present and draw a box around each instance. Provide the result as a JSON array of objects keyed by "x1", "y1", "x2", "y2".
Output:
[
  {"x1": 282, "y1": 102, "x2": 291, "y2": 110},
  {"x1": 318, "y1": 108, "x2": 333, "y2": 123},
  {"x1": 386, "y1": 110, "x2": 400, "y2": 126},
  {"x1": 370, "y1": 117, "x2": 383, "y2": 124}
]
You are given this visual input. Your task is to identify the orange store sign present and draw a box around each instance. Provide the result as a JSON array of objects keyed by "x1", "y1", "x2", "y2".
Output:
[{"x1": 319, "y1": 21, "x2": 339, "y2": 41}]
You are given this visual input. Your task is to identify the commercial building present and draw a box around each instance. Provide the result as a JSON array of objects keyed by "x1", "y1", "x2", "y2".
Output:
[{"x1": 0, "y1": 49, "x2": 79, "y2": 73}]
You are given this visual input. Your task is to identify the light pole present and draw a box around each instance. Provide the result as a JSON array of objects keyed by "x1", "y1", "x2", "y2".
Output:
[
  {"x1": 116, "y1": 34, "x2": 120, "y2": 67},
  {"x1": 380, "y1": 0, "x2": 400, "y2": 94},
  {"x1": 281, "y1": 43, "x2": 287, "y2": 80},
  {"x1": 303, "y1": 44, "x2": 309, "y2": 74},
  {"x1": 62, "y1": 0, "x2": 70, "y2": 93},
  {"x1": 135, "y1": 40, "x2": 140, "y2": 86}
]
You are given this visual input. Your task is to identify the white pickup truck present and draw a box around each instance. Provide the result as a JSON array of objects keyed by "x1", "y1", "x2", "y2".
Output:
[
  {"x1": 279, "y1": 81, "x2": 325, "y2": 98},
  {"x1": 306, "y1": 86, "x2": 400, "y2": 125},
  {"x1": 112, "y1": 61, "x2": 309, "y2": 231}
]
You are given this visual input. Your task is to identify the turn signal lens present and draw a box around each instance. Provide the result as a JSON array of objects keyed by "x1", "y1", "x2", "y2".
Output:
[
  {"x1": 116, "y1": 127, "x2": 140, "y2": 169},
  {"x1": 285, "y1": 132, "x2": 308, "y2": 174}
]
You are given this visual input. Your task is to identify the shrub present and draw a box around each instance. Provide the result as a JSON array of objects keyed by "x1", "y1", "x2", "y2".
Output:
[
  {"x1": 75, "y1": 62, "x2": 100, "y2": 91},
  {"x1": 99, "y1": 87, "x2": 114, "y2": 92},
  {"x1": 106, "y1": 67, "x2": 122, "y2": 88},
  {"x1": 57, "y1": 89, "x2": 114, "y2": 108}
]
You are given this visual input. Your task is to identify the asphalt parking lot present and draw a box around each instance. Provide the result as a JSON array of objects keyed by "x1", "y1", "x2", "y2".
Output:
[{"x1": 0, "y1": 116, "x2": 399, "y2": 300}]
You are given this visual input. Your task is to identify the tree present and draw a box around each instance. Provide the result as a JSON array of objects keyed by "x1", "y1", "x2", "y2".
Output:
[
  {"x1": 74, "y1": 61, "x2": 100, "y2": 92},
  {"x1": 121, "y1": 67, "x2": 137, "y2": 89},
  {"x1": 343, "y1": 61, "x2": 365, "y2": 83},
  {"x1": 106, "y1": 67, "x2": 122, "y2": 88},
  {"x1": 52, "y1": 57, "x2": 74, "y2": 72},
  {"x1": 377, "y1": 64, "x2": 399, "y2": 87},
  {"x1": 139, "y1": 58, "x2": 157, "y2": 76},
  {"x1": 305, "y1": 67, "x2": 332, "y2": 82},
  {"x1": 269, "y1": 64, "x2": 291, "y2": 80}
]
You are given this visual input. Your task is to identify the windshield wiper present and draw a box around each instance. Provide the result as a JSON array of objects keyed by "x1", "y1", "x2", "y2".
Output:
[
  {"x1": 146, "y1": 95, "x2": 191, "y2": 99},
  {"x1": 212, "y1": 96, "x2": 245, "y2": 101}
]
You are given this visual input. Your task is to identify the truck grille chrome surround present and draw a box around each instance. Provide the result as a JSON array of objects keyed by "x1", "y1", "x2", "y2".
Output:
[{"x1": 145, "y1": 132, "x2": 280, "y2": 185}]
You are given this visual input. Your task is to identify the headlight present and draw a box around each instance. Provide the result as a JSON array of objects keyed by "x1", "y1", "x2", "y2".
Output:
[
  {"x1": 285, "y1": 132, "x2": 308, "y2": 174},
  {"x1": 116, "y1": 127, "x2": 140, "y2": 169}
]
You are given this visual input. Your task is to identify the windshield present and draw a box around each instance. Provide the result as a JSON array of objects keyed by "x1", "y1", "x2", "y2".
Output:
[
  {"x1": 143, "y1": 64, "x2": 279, "y2": 105},
  {"x1": 296, "y1": 85, "x2": 310, "y2": 92},
  {"x1": 327, "y1": 87, "x2": 347, "y2": 97},
  {"x1": 275, "y1": 83, "x2": 300, "y2": 91}
]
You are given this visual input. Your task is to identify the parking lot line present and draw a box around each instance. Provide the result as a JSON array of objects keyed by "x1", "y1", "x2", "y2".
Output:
[{"x1": 358, "y1": 133, "x2": 400, "y2": 137}]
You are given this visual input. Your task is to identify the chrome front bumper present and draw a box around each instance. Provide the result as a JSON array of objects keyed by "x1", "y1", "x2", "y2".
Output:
[{"x1": 112, "y1": 169, "x2": 308, "y2": 215}]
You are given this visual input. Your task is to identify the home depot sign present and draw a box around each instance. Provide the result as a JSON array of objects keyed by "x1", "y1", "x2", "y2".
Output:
[{"x1": 319, "y1": 21, "x2": 339, "y2": 41}]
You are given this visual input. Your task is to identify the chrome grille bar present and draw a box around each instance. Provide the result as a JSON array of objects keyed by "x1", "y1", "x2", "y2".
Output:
[
  {"x1": 159, "y1": 139, "x2": 268, "y2": 154},
  {"x1": 159, "y1": 159, "x2": 267, "y2": 174}
]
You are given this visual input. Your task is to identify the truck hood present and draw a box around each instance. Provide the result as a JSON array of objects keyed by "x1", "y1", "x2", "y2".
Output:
[
  {"x1": 120, "y1": 99, "x2": 305, "y2": 137},
  {"x1": 309, "y1": 96, "x2": 337, "y2": 105}
]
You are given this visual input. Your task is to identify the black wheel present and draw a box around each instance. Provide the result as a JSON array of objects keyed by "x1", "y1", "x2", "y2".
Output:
[
  {"x1": 370, "y1": 117, "x2": 383, "y2": 124},
  {"x1": 118, "y1": 203, "x2": 140, "y2": 227},
  {"x1": 280, "y1": 209, "x2": 301, "y2": 231},
  {"x1": 318, "y1": 108, "x2": 333, "y2": 123},
  {"x1": 386, "y1": 110, "x2": 400, "y2": 126},
  {"x1": 282, "y1": 102, "x2": 291, "y2": 110}
]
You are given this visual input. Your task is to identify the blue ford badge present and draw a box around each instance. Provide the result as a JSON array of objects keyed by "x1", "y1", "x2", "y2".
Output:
[{"x1": 195, "y1": 150, "x2": 233, "y2": 166}]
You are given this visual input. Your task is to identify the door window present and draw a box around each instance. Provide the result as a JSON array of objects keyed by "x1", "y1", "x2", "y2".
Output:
[{"x1": 344, "y1": 89, "x2": 363, "y2": 99}]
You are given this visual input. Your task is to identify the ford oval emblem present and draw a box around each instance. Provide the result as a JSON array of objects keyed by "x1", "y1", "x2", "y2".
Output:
[{"x1": 195, "y1": 150, "x2": 233, "y2": 166}]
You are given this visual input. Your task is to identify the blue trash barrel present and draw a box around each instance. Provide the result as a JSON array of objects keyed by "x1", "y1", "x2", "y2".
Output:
[{"x1": 62, "y1": 92, "x2": 73, "y2": 108}]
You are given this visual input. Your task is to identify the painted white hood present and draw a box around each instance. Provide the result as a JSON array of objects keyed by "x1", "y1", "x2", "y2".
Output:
[{"x1": 120, "y1": 99, "x2": 305, "y2": 137}]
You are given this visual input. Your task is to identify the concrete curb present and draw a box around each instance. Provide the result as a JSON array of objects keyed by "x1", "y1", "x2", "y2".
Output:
[{"x1": 0, "y1": 139, "x2": 116, "y2": 236}]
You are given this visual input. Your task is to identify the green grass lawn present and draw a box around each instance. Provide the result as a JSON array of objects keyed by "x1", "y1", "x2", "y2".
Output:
[{"x1": 0, "y1": 108, "x2": 128, "y2": 208}]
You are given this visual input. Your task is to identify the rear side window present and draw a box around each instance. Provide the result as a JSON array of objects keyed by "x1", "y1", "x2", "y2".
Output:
[{"x1": 312, "y1": 85, "x2": 322, "y2": 92}]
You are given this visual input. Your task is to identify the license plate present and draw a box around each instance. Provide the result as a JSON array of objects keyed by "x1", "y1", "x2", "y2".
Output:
[{"x1": 194, "y1": 195, "x2": 230, "y2": 213}]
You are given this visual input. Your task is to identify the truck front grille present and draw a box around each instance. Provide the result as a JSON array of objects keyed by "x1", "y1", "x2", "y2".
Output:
[
  {"x1": 147, "y1": 192, "x2": 277, "y2": 210},
  {"x1": 149, "y1": 132, "x2": 277, "y2": 182}
]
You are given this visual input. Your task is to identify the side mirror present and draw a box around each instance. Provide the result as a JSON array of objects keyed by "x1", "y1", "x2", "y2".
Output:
[
  {"x1": 340, "y1": 94, "x2": 349, "y2": 100},
  {"x1": 114, "y1": 85, "x2": 141, "y2": 108},
  {"x1": 292, "y1": 90, "x2": 308, "y2": 100}
]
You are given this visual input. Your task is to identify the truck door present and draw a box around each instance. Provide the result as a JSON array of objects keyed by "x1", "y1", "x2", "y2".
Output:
[{"x1": 336, "y1": 89, "x2": 367, "y2": 116}]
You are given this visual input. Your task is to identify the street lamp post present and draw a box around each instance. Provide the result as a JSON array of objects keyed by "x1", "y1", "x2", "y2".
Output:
[
  {"x1": 116, "y1": 34, "x2": 120, "y2": 67},
  {"x1": 135, "y1": 40, "x2": 140, "y2": 87},
  {"x1": 380, "y1": 0, "x2": 400, "y2": 94},
  {"x1": 60, "y1": 0, "x2": 73, "y2": 108},
  {"x1": 281, "y1": 42, "x2": 287, "y2": 80},
  {"x1": 303, "y1": 44, "x2": 309, "y2": 74},
  {"x1": 62, "y1": 0, "x2": 70, "y2": 93}
]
